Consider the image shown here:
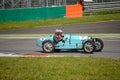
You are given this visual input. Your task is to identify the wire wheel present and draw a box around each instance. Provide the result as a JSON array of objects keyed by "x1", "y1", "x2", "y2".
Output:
[
  {"x1": 94, "y1": 38, "x2": 104, "y2": 52},
  {"x1": 42, "y1": 40, "x2": 54, "y2": 53},
  {"x1": 83, "y1": 41, "x2": 95, "y2": 53}
]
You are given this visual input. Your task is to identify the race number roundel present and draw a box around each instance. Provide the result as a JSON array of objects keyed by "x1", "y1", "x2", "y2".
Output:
[{"x1": 40, "y1": 37, "x2": 46, "y2": 41}]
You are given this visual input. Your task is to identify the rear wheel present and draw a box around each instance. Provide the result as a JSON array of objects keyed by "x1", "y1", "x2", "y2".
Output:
[
  {"x1": 94, "y1": 38, "x2": 104, "y2": 52},
  {"x1": 42, "y1": 40, "x2": 55, "y2": 53},
  {"x1": 83, "y1": 41, "x2": 95, "y2": 53}
]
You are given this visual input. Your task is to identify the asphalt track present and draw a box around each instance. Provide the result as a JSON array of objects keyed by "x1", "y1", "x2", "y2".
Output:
[
  {"x1": 0, "y1": 20, "x2": 120, "y2": 34},
  {"x1": 0, "y1": 38, "x2": 120, "y2": 58},
  {"x1": 0, "y1": 20, "x2": 120, "y2": 58}
]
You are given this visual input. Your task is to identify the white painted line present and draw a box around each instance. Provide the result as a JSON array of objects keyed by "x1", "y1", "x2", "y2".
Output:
[
  {"x1": 0, "y1": 37, "x2": 39, "y2": 39},
  {"x1": 0, "y1": 53, "x2": 19, "y2": 57},
  {"x1": 103, "y1": 39, "x2": 120, "y2": 41}
]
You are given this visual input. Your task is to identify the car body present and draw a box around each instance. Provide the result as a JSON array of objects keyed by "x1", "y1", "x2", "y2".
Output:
[{"x1": 36, "y1": 34, "x2": 104, "y2": 53}]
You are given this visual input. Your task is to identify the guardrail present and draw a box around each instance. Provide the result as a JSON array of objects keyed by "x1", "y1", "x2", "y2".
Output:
[{"x1": 84, "y1": 1, "x2": 120, "y2": 13}]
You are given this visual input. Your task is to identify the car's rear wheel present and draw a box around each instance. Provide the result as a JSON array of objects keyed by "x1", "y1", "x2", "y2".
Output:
[
  {"x1": 94, "y1": 38, "x2": 104, "y2": 52},
  {"x1": 83, "y1": 41, "x2": 95, "y2": 53},
  {"x1": 42, "y1": 40, "x2": 55, "y2": 53}
]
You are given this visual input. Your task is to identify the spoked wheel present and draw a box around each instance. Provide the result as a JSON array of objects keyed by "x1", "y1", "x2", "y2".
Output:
[
  {"x1": 42, "y1": 40, "x2": 55, "y2": 53},
  {"x1": 94, "y1": 38, "x2": 104, "y2": 52},
  {"x1": 83, "y1": 41, "x2": 95, "y2": 53}
]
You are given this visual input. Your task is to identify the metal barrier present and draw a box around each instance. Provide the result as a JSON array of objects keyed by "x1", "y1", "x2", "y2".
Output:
[
  {"x1": 0, "y1": 0, "x2": 120, "y2": 11},
  {"x1": 84, "y1": 1, "x2": 120, "y2": 13},
  {"x1": 0, "y1": 0, "x2": 67, "y2": 9}
]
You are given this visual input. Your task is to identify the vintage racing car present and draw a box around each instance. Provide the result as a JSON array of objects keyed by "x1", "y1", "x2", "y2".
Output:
[{"x1": 36, "y1": 30, "x2": 104, "y2": 53}]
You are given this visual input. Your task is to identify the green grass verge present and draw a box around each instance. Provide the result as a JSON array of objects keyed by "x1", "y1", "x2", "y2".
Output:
[
  {"x1": 0, "y1": 34, "x2": 120, "y2": 38},
  {"x1": 0, "y1": 13, "x2": 120, "y2": 30},
  {"x1": 0, "y1": 57, "x2": 120, "y2": 80}
]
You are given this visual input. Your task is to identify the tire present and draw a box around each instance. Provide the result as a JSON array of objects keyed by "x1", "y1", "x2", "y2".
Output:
[
  {"x1": 93, "y1": 38, "x2": 104, "y2": 52},
  {"x1": 42, "y1": 40, "x2": 55, "y2": 53},
  {"x1": 83, "y1": 41, "x2": 95, "y2": 53}
]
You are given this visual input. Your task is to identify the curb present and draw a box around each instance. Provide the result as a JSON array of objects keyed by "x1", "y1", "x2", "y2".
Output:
[{"x1": 0, "y1": 53, "x2": 64, "y2": 57}]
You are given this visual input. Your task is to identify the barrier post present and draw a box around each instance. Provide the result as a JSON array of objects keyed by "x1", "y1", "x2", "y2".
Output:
[{"x1": 66, "y1": 1, "x2": 83, "y2": 18}]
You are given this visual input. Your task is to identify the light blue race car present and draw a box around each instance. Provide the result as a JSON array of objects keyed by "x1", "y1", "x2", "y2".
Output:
[{"x1": 36, "y1": 33, "x2": 104, "y2": 53}]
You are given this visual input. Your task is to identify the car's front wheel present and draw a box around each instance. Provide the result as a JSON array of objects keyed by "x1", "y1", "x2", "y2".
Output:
[
  {"x1": 83, "y1": 41, "x2": 95, "y2": 53},
  {"x1": 42, "y1": 40, "x2": 55, "y2": 53}
]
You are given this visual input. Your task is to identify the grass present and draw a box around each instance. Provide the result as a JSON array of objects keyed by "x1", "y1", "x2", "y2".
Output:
[
  {"x1": 0, "y1": 13, "x2": 120, "y2": 30},
  {"x1": 0, "y1": 57, "x2": 120, "y2": 80}
]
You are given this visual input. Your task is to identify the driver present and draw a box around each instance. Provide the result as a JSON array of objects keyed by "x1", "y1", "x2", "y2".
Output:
[{"x1": 54, "y1": 29, "x2": 64, "y2": 42}]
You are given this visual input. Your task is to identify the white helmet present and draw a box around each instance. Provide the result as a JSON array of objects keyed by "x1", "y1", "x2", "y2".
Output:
[{"x1": 55, "y1": 29, "x2": 63, "y2": 33}]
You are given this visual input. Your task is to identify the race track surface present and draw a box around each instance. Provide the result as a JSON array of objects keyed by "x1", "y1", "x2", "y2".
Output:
[
  {"x1": 0, "y1": 20, "x2": 120, "y2": 58},
  {"x1": 0, "y1": 20, "x2": 120, "y2": 34},
  {"x1": 0, "y1": 38, "x2": 120, "y2": 58}
]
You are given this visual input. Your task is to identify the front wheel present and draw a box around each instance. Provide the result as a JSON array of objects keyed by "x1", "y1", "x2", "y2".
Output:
[
  {"x1": 83, "y1": 41, "x2": 95, "y2": 53},
  {"x1": 93, "y1": 38, "x2": 104, "y2": 52},
  {"x1": 42, "y1": 40, "x2": 55, "y2": 53}
]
